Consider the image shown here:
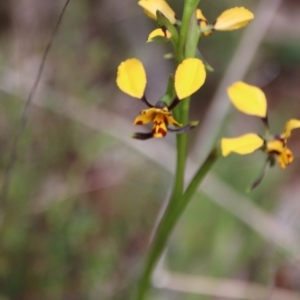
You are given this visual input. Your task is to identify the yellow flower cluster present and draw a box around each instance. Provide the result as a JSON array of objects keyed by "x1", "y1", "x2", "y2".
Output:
[
  {"x1": 116, "y1": 0, "x2": 300, "y2": 187},
  {"x1": 221, "y1": 82, "x2": 300, "y2": 169},
  {"x1": 116, "y1": 0, "x2": 254, "y2": 140},
  {"x1": 138, "y1": 0, "x2": 253, "y2": 41}
]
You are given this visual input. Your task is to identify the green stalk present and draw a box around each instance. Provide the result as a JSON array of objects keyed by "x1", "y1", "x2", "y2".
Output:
[
  {"x1": 172, "y1": 8, "x2": 202, "y2": 202},
  {"x1": 134, "y1": 1, "x2": 204, "y2": 299},
  {"x1": 134, "y1": 148, "x2": 218, "y2": 300},
  {"x1": 176, "y1": 0, "x2": 201, "y2": 62}
]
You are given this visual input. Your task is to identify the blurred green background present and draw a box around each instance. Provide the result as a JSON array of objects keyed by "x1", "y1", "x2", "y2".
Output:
[{"x1": 0, "y1": 0, "x2": 300, "y2": 299}]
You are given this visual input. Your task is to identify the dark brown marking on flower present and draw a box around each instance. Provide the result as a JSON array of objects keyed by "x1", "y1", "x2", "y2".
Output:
[
  {"x1": 161, "y1": 26, "x2": 168, "y2": 37},
  {"x1": 268, "y1": 150, "x2": 281, "y2": 155},
  {"x1": 135, "y1": 120, "x2": 144, "y2": 125},
  {"x1": 158, "y1": 127, "x2": 167, "y2": 136},
  {"x1": 197, "y1": 19, "x2": 208, "y2": 27}
]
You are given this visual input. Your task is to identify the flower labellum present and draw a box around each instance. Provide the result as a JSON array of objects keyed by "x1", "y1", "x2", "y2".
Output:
[{"x1": 134, "y1": 107, "x2": 181, "y2": 138}]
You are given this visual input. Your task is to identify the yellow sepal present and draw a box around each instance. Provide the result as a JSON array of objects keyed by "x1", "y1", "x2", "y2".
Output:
[
  {"x1": 116, "y1": 58, "x2": 147, "y2": 99},
  {"x1": 175, "y1": 58, "x2": 206, "y2": 100},
  {"x1": 227, "y1": 81, "x2": 267, "y2": 118},
  {"x1": 221, "y1": 133, "x2": 264, "y2": 157},
  {"x1": 138, "y1": 0, "x2": 176, "y2": 24},
  {"x1": 284, "y1": 119, "x2": 300, "y2": 138},
  {"x1": 214, "y1": 7, "x2": 254, "y2": 31},
  {"x1": 147, "y1": 28, "x2": 171, "y2": 41}
]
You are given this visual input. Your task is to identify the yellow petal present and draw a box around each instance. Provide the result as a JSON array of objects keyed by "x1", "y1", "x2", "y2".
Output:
[
  {"x1": 133, "y1": 108, "x2": 156, "y2": 125},
  {"x1": 116, "y1": 58, "x2": 147, "y2": 99},
  {"x1": 284, "y1": 119, "x2": 300, "y2": 138},
  {"x1": 266, "y1": 139, "x2": 285, "y2": 153},
  {"x1": 175, "y1": 58, "x2": 206, "y2": 100},
  {"x1": 227, "y1": 81, "x2": 267, "y2": 118},
  {"x1": 221, "y1": 133, "x2": 264, "y2": 157},
  {"x1": 147, "y1": 28, "x2": 171, "y2": 41},
  {"x1": 138, "y1": 0, "x2": 176, "y2": 24},
  {"x1": 277, "y1": 148, "x2": 293, "y2": 169},
  {"x1": 214, "y1": 7, "x2": 254, "y2": 31}
]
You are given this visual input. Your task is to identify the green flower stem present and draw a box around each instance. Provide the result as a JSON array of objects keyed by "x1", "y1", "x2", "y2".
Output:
[
  {"x1": 172, "y1": 7, "x2": 202, "y2": 199},
  {"x1": 135, "y1": 2, "x2": 205, "y2": 300},
  {"x1": 176, "y1": 0, "x2": 201, "y2": 62},
  {"x1": 170, "y1": 147, "x2": 218, "y2": 218},
  {"x1": 185, "y1": 11, "x2": 201, "y2": 58},
  {"x1": 173, "y1": 0, "x2": 202, "y2": 193},
  {"x1": 171, "y1": 101, "x2": 190, "y2": 198},
  {"x1": 134, "y1": 147, "x2": 218, "y2": 300}
]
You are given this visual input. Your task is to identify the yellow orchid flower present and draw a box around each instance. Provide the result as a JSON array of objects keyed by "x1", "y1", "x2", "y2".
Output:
[
  {"x1": 138, "y1": 0, "x2": 176, "y2": 24},
  {"x1": 116, "y1": 58, "x2": 206, "y2": 139},
  {"x1": 196, "y1": 7, "x2": 254, "y2": 36},
  {"x1": 133, "y1": 106, "x2": 181, "y2": 139},
  {"x1": 222, "y1": 81, "x2": 300, "y2": 173}
]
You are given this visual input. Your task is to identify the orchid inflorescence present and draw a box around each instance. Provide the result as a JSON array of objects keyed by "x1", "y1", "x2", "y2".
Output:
[
  {"x1": 116, "y1": 0, "x2": 298, "y2": 190},
  {"x1": 120, "y1": 1, "x2": 299, "y2": 299},
  {"x1": 138, "y1": 0, "x2": 254, "y2": 41},
  {"x1": 117, "y1": 0, "x2": 253, "y2": 139},
  {"x1": 221, "y1": 82, "x2": 300, "y2": 189}
]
